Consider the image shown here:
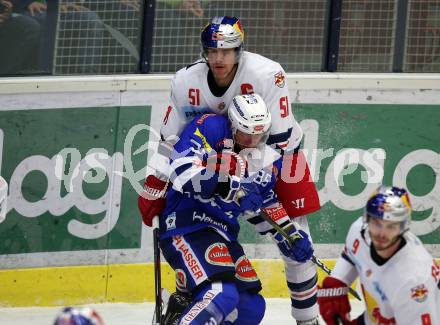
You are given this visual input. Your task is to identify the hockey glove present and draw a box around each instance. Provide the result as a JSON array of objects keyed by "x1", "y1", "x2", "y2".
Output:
[
  {"x1": 162, "y1": 291, "x2": 192, "y2": 325},
  {"x1": 237, "y1": 181, "x2": 263, "y2": 213},
  {"x1": 318, "y1": 276, "x2": 354, "y2": 325},
  {"x1": 273, "y1": 224, "x2": 313, "y2": 262},
  {"x1": 138, "y1": 175, "x2": 167, "y2": 227}
]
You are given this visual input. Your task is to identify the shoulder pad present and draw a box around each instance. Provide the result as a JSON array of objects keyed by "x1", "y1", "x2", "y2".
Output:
[{"x1": 186, "y1": 61, "x2": 205, "y2": 70}]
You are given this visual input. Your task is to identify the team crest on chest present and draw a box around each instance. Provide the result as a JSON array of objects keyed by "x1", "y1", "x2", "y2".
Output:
[{"x1": 218, "y1": 102, "x2": 226, "y2": 111}]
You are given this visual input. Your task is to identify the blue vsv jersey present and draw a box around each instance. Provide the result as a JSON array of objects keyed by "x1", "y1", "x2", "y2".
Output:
[{"x1": 160, "y1": 114, "x2": 282, "y2": 241}]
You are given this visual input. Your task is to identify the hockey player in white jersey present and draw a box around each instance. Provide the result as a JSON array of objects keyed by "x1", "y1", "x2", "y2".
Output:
[
  {"x1": 138, "y1": 16, "x2": 321, "y2": 324},
  {"x1": 318, "y1": 186, "x2": 440, "y2": 325}
]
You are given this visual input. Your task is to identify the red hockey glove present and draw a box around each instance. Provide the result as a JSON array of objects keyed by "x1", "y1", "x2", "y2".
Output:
[
  {"x1": 138, "y1": 175, "x2": 167, "y2": 227},
  {"x1": 318, "y1": 276, "x2": 355, "y2": 325}
]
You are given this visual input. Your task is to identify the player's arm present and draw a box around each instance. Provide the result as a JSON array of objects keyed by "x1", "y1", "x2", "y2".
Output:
[
  {"x1": 316, "y1": 246, "x2": 359, "y2": 325},
  {"x1": 169, "y1": 115, "x2": 249, "y2": 207},
  {"x1": 393, "y1": 268, "x2": 440, "y2": 325},
  {"x1": 260, "y1": 65, "x2": 321, "y2": 218},
  {"x1": 169, "y1": 117, "x2": 223, "y2": 195},
  {"x1": 160, "y1": 75, "x2": 188, "y2": 146},
  {"x1": 317, "y1": 258, "x2": 359, "y2": 324},
  {"x1": 243, "y1": 159, "x2": 313, "y2": 263},
  {"x1": 138, "y1": 76, "x2": 188, "y2": 226},
  {"x1": 394, "y1": 295, "x2": 439, "y2": 325},
  {"x1": 154, "y1": 75, "x2": 190, "y2": 180},
  {"x1": 317, "y1": 222, "x2": 361, "y2": 325}
]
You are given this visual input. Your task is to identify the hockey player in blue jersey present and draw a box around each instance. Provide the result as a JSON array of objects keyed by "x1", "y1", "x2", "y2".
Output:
[{"x1": 159, "y1": 93, "x2": 314, "y2": 325}]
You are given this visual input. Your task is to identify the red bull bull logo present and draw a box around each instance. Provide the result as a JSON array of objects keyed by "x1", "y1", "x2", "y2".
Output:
[
  {"x1": 274, "y1": 71, "x2": 285, "y2": 88},
  {"x1": 411, "y1": 284, "x2": 428, "y2": 302}
]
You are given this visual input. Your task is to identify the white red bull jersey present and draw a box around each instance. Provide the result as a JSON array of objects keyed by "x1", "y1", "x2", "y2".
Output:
[
  {"x1": 332, "y1": 217, "x2": 440, "y2": 325},
  {"x1": 160, "y1": 51, "x2": 303, "y2": 152}
]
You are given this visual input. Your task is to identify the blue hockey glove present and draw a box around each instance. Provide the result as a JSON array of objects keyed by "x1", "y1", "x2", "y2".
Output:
[
  {"x1": 273, "y1": 224, "x2": 313, "y2": 262},
  {"x1": 237, "y1": 181, "x2": 262, "y2": 213}
]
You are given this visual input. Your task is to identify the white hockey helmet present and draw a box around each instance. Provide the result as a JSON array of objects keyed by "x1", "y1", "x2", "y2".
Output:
[
  {"x1": 228, "y1": 94, "x2": 271, "y2": 147},
  {"x1": 54, "y1": 306, "x2": 105, "y2": 325},
  {"x1": 363, "y1": 185, "x2": 412, "y2": 234},
  {"x1": 0, "y1": 176, "x2": 7, "y2": 223}
]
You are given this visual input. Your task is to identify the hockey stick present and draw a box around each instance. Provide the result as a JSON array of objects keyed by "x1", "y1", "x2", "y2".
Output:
[
  {"x1": 255, "y1": 208, "x2": 362, "y2": 301},
  {"x1": 152, "y1": 216, "x2": 162, "y2": 325}
]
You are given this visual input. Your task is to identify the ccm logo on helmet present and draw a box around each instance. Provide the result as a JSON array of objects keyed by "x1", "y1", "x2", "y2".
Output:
[{"x1": 254, "y1": 125, "x2": 265, "y2": 132}]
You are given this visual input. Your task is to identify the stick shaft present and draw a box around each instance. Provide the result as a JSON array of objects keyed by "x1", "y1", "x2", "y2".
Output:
[
  {"x1": 258, "y1": 209, "x2": 362, "y2": 301},
  {"x1": 152, "y1": 216, "x2": 162, "y2": 324}
]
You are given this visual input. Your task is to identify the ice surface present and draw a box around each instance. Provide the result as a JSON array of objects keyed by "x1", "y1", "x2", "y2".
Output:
[{"x1": 0, "y1": 299, "x2": 365, "y2": 325}]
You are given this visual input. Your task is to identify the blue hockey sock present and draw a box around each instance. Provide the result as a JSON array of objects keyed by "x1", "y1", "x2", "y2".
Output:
[
  {"x1": 234, "y1": 292, "x2": 266, "y2": 325},
  {"x1": 179, "y1": 281, "x2": 239, "y2": 325}
]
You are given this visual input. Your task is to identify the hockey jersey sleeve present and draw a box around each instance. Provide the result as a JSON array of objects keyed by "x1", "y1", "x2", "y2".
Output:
[
  {"x1": 160, "y1": 74, "x2": 188, "y2": 142},
  {"x1": 243, "y1": 158, "x2": 294, "y2": 236},
  {"x1": 145, "y1": 75, "x2": 188, "y2": 180},
  {"x1": 168, "y1": 114, "x2": 231, "y2": 197},
  {"x1": 331, "y1": 218, "x2": 363, "y2": 286},
  {"x1": 390, "y1": 259, "x2": 440, "y2": 324}
]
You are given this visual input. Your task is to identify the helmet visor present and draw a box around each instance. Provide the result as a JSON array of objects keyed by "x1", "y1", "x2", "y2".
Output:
[{"x1": 234, "y1": 130, "x2": 268, "y2": 149}]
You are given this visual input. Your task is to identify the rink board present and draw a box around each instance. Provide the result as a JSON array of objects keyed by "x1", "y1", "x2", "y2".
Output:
[
  {"x1": 1, "y1": 259, "x2": 439, "y2": 307},
  {"x1": 0, "y1": 260, "x2": 333, "y2": 306},
  {"x1": 0, "y1": 75, "x2": 439, "y2": 306}
]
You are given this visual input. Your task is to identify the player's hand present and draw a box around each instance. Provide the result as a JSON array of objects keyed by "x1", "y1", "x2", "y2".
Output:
[
  {"x1": 273, "y1": 224, "x2": 313, "y2": 262},
  {"x1": 138, "y1": 175, "x2": 167, "y2": 227},
  {"x1": 237, "y1": 181, "x2": 262, "y2": 213},
  {"x1": 318, "y1": 276, "x2": 354, "y2": 325}
]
